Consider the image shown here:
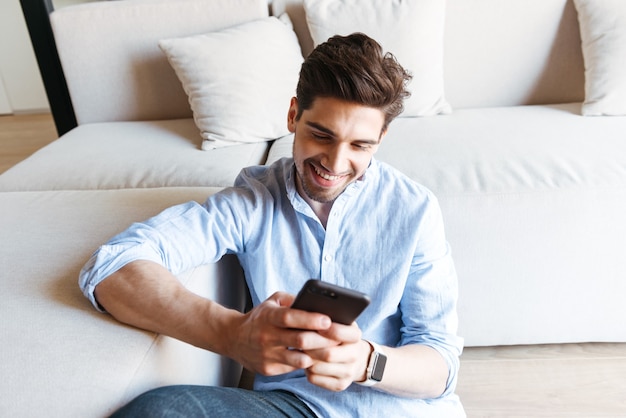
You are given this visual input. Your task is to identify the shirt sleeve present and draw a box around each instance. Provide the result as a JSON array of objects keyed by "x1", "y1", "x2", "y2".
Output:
[
  {"x1": 78, "y1": 192, "x2": 252, "y2": 312},
  {"x1": 399, "y1": 193, "x2": 464, "y2": 397}
]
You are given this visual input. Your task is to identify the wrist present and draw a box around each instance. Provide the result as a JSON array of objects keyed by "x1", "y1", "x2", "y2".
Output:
[
  {"x1": 356, "y1": 340, "x2": 387, "y2": 387},
  {"x1": 206, "y1": 302, "x2": 244, "y2": 356},
  {"x1": 356, "y1": 340, "x2": 374, "y2": 383}
]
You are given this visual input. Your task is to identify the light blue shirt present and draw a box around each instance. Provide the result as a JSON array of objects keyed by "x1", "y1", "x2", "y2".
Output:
[{"x1": 79, "y1": 157, "x2": 465, "y2": 417}]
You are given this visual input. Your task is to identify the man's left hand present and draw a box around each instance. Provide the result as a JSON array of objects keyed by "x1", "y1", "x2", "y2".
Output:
[{"x1": 303, "y1": 323, "x2": 371, "y2": 391}]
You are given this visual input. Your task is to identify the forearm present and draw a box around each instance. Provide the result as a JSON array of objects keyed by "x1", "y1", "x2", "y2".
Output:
[
  {"x1": 94, "y1": 260, "x2": 241, "y2": 355},
  {"x1": 362, "y1": 343, "x2": 449, "y2": 399},
  {"x1": 305, "y1": 325, "x2": 451, "y2": 397},
  {"x1": 94, "y1": 260, "x2": 339, "y2": 377}
]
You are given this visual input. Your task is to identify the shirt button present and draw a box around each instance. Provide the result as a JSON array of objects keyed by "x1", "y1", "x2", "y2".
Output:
[{"x1": 324, "y1": 254, "x2": 333, "y2": 262}]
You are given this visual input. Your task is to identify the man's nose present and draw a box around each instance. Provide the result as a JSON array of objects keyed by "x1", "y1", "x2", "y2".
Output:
[{"x1": 323, "y1": 144, "x2": 348, "y2": 173}]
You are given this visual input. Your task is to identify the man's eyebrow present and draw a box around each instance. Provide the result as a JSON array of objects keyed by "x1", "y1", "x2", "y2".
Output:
[
  {"x1": 305, "y1": 121, "x2": 335, "y2": 136},
  {"x1": 305, "y1": 121, "x2": 380, "y2": 144}
]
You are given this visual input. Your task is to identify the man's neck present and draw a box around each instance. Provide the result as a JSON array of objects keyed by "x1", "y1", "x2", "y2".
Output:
[{"x1": 307, "y1": 198, "x2": 332, "y2": 229}]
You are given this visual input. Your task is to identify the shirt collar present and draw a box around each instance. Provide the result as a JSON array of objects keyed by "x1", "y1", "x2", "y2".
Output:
[{"x1": 283, "y1": 157, "x2": 379, "y2": 216}]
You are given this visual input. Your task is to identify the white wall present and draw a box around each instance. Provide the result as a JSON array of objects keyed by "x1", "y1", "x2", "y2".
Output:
[
  {"x1": 0, "y1": 76, "x2": 13, "y2": 114},
  {"x1": 0, "y1": 0, "x2": 50, "y2": 114}
]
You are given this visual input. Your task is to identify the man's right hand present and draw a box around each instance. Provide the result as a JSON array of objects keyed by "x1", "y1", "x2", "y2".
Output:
[{"x1": 225, "y1": 291, "x2": 339, "y2": 376}]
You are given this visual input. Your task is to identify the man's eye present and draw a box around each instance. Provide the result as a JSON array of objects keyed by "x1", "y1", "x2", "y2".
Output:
[{"x1": 312, "y1": 133, "x2": 330, "y2": 141}]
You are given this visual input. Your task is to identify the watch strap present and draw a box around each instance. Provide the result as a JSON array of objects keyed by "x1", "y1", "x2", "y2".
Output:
[{"x1": 357, "y1": 340, "x2": 387, "y2": 387}]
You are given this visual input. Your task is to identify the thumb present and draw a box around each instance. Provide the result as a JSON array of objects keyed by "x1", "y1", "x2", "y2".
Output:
[{"x1": 267, "y1": 291, "x2": 297, "y2": 308}]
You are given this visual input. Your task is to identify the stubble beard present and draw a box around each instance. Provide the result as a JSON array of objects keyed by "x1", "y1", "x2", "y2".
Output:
[{"x1": 296, "y1": 159, "x2": 347, "y2": 204}]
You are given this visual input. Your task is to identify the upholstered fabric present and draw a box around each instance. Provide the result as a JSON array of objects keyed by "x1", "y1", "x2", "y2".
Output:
[
  {"x1": 0, "y1": 188, "x2": 246, "y2": 417},
  {"x1": 442, "y1": 0, "x2": 585, "y2": 108},
  {"x1": 275, "y1": 0, "x2": 586, "y2": 108},
  {"x1": 573, "y1": 0, "x2": 626, "y2": 116},
  {"x1": 50, "y1": 0, "x2": 268, "y2": 124},
  {"x1": 0, "y1": 119, "x2": 270, "y2": 191},
  {"x1": 378, "y1": 103, "x2": 626, "y2": 194},
  {"x1": 443, "y1": 183, "x2": 626, "y2": 346},
  {"x1": 265, "y1": 133, "x2": 294, "y2": 166},
  {"x1": 304, "y1": 0, "x2": 451, "y2": 117},
  {"x1": 159, "y1": 17, "x2": 303, "y2": 149}
]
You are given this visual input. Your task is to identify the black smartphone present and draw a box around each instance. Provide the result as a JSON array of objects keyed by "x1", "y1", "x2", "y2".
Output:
[{"x1": 291, "y1": 279, "x2": 370, "y2": 325}]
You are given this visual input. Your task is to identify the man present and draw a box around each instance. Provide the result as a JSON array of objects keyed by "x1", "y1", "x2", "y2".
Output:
[{"x1": 79, "y1": 33, "x2": 465, "y2": 417}]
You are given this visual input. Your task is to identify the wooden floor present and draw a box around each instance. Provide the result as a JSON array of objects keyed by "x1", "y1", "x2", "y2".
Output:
[
  {"x1": 2, "y1": 113, "x2": 626, "y2": 417},
  {"x1": 0, "y1": 113, "x2": 58, "y2": 174}
]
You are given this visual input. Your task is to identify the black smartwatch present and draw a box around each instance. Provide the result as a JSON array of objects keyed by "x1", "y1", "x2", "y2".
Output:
[{"x1": 357, "y1": 340, "x2": 387, "y2": 386}]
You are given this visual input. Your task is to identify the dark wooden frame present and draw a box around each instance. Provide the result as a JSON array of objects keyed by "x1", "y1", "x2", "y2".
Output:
[{"x1": 20, "y1": 0, "x2": 77, "y2": 136}]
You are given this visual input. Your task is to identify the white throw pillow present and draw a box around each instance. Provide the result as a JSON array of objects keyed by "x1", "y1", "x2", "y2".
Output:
[
  {"x1": 303, "y1": 0, "x2": 451, "y2": 117},
  {"x1": 159, "y1": 17, "x2": 304, "y2": 149},
  {"x1": 573, "y1": 0, "x2": 626, "y2": 116}
]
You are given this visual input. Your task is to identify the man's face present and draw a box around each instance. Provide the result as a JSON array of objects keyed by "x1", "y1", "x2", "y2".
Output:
[{"x1": 288, "y1": 96, "x2": 386, "y2": 205}]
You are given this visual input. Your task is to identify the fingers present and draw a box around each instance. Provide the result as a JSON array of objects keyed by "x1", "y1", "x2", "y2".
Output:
[
  {"x1": 267, "y1": 291, "x2": 332, "y2": 331},
  {"x1": 253, "y1": 346, "x2": 314, "y2": 376},
  {"x1": 316, "y1": 321, "x2": 362, "y2": 344},
  {"x1": 306, "y1": 368, "x2": 354, "y2": 392},
  {"x1": 269, "y1": 291, "x2": 296, "y2": 308},
  {"x1": 231, "y1": 292, "x2": 339, "y2": 376},
  {"x1": 303, "y1": 324, "x2": 368, "y2": 392},
  {"x1": 304, "y1": 340, "x2": 370, "y2": 391}
]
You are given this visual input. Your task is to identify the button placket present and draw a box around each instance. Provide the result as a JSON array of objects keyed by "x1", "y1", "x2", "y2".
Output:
[{"x1": 320, "y1": 198, "x2": 346, "y2": 282}]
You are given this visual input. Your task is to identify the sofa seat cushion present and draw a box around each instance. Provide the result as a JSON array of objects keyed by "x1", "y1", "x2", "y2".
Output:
[
  {"x1": 0, "y1": 119, "x2": 269, "y2": 191},
  {"x1": 0, "y1": 187, "x2": 247, "y2": 416},
  {"x1": 376, "y1": 103, "x2": 626, "y2": 194}
]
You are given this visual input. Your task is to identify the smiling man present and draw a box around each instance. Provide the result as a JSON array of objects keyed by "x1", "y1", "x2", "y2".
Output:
[
  {"x1": 79, "y1": 33, "x2": 465, "y2": 417},
  {"x1": 290, "y1": 96, "x2": 385, "y2": 226}
]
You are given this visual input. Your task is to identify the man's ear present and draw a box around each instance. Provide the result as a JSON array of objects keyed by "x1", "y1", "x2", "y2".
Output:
[{"x1": 287, "y1": 97, "x2": 298, "y2": 133}]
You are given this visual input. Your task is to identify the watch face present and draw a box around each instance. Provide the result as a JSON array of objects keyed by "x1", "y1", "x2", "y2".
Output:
[{"x1": 371, "y1": 353, "x2": 387, "y2": 381}]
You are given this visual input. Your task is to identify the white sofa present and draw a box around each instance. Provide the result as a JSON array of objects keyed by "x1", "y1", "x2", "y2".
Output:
[{"x1": 2, "y1": 0, "x2": 626, "y2": 415}]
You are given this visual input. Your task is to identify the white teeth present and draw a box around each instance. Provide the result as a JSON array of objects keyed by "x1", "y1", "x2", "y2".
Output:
[{"x1": 314, "y1": 166, "x2": 341, "y2": 181}]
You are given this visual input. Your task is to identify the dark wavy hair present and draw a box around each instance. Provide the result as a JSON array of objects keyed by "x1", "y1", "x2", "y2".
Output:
[{"x1": 295, "y1": 32, "x2": 412, "y2": 133}]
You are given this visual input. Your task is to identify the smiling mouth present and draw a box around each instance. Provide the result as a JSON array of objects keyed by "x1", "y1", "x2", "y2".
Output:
[{"x1": 313, "y1": 165, "x2": 344, "y2": 182}]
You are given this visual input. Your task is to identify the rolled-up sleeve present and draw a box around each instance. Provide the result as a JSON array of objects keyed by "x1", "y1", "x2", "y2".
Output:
[
  {"x1": 78, "y1": 198, "x2": 248, "y2": 311},
  {"x1": 399, "y1": 195, "x2": 464, "y2": 397}
]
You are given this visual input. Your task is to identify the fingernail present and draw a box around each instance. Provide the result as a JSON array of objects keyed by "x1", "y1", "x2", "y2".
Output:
[{"x1": 321, "y1": 316, "x2": 331, "y2": 328}]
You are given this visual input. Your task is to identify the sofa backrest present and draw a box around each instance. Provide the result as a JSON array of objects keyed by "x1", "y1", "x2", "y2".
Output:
[
  {"x1": 50, "y1": 0, "x2": 585, "y2": 126},
  {"x1": 444, "y1": 0, "x2": 585, "y2": 108},
  {"x1": 50, "y1": 0, "x2": 268, "y2": 125},
  {"x1": 274, "y1": 0, "x2": 586, "y2": 109}
]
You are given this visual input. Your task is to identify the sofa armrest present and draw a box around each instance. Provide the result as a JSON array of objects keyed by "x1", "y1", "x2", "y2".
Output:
[{"x1": 0, "y1": 187, "x2": 248, "y2": 416}]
